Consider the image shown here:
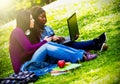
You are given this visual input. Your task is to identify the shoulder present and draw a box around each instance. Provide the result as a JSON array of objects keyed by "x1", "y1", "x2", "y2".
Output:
[
  {"x1": 13, "y1": 27, "x2": 23, "y2": 32},
  {"x1": 44, "y1": 25, "x2": 53, "y2": 30},
  {"x1": 12, "y1": 27, "x2": 24, "y2": 36},
  {"x1": 45, "y1": 25, "x2": 52, "y2": 29}
]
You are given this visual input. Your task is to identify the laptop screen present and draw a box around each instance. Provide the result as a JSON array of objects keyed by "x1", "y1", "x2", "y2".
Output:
[{"x1": 67, "y1": 13, "x2": 79, "y2": 41}]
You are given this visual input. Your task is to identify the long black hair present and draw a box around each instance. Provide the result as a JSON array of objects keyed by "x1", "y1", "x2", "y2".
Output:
[
  {"x1": 30, "y1": 6, "x2": 46, "y2": 43},
  {"x1": 31, "y1": 6, "x2": 45, "y2": 32}
]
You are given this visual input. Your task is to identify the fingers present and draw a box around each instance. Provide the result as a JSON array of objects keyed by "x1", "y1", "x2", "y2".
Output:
[{"x1": 44, "y1": 36, "x2": 53, "y2": 42}]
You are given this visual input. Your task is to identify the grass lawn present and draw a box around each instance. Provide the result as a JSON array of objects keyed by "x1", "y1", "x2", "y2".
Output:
[{"x1": 0, "y1": 0, "x2": 120, "y2": 84}]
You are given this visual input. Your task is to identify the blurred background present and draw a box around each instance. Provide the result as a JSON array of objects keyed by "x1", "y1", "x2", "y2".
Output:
[{"x1": 0, "y1": 0, "x2": 56, "y2": 26}]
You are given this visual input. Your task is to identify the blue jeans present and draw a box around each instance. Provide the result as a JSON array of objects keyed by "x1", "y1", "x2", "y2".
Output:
[
  {"x1": 30, "y1": 42, "x2": 85, "y2": 63},
  {"x1": 65, "y1": 40, "x2": 97, "y2": 50}
]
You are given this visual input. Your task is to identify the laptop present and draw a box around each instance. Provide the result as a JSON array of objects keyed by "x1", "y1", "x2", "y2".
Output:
[{"x1": 60, "y1": 12, "x2": 80, "y2": 44}]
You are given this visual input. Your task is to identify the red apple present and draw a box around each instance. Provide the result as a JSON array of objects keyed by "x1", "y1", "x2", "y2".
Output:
[{"x1": 57, "y1": 60, "x2": 65, "y2": 68}]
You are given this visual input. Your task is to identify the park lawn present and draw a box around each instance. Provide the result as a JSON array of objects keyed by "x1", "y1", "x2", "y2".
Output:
[{"x1": 0, "y1": 0, "x2": 120, "y2": 84}]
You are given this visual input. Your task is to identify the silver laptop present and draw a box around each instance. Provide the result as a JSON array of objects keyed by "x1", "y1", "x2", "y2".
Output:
[{"x1": 60, "y1": 12, "x2": 80, "y2": 44}]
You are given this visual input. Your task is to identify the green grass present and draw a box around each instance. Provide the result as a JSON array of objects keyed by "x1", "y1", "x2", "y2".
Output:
[{"x1": 0, "y1": 0, "x2": 120, "y2": 83}]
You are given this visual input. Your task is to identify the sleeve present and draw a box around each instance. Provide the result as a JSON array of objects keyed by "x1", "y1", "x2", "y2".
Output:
[
  {"x1": 14, "y1": 28, "x2": 47, "y2": 52},
  {"x1": 45, "y1": 26, "x2": 55, "y2": 36}
]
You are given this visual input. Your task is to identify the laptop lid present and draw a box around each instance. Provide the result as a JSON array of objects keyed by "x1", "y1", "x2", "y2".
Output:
[{"x1": 67, "y1": 13, "x2": 79, "y2": 42}]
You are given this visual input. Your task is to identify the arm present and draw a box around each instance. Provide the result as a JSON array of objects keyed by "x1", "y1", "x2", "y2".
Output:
[
  {"x1": 14, "y1": 28, "x2": 47, "y2": 52},
  {"x1": 46, "y1": 26, "x2": 65, "y2": 42}
]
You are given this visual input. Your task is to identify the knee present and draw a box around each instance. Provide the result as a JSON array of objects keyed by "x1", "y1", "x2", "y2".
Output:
[
  {"x1": 43, "y1": 43, "x2": 51, "y2": 49},
  {"x1": 41, "y1": 43, "x2": 48, "y2": 48}
]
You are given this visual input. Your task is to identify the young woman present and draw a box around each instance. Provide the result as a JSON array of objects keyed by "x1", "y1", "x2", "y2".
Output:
[
  {"x1": 31, "y1": 6, "x2": 107, "y2": 51},
  {"x1": 9, "y1": 10, "x2": 97, "y2": 74}
]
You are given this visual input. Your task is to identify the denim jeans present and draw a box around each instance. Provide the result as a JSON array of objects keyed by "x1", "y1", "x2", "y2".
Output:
[
  {"x1": 65, "y1": 40, "x2": 97, "y2": 50},
  {"x1": 30, "y1": 42, "x2": 85, "y2": 63}
]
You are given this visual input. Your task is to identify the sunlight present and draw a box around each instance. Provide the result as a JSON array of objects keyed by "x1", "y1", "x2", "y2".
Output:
[{"x1": 0, "y1": 0, "x2": 12, "y2": 9}]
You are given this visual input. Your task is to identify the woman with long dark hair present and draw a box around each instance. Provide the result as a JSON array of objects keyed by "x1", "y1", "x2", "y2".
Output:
[{"x1": 31, "y1": 6, "x2": 107, "y2": 51}]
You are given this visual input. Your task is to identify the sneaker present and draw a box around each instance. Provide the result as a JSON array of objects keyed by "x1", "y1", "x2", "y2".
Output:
[
  {"x1": 99, "y1": 32, "x2": 106, "y2": 43},
  {"x1": 94, "y1": 32, "x2": 108, "y2": 51},
  {"x1": 94, "y1": 32, "x2": 107, "y2": 44},
  {"x1": 84, "y1": 52, "x2": 97, "y2": 61},
  {"x1": 99, "y1": 43, "x2": 108, "y2": 52}
]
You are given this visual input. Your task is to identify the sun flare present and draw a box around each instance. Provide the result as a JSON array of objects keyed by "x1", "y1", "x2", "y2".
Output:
[{"x1": 0, "y1": 0, "x2": 12, "y2": 9}]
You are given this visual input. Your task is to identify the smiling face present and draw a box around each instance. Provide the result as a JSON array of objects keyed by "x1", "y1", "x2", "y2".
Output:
[{"x1": 38, "y1": 11, "x2": 47, "y2": 26}]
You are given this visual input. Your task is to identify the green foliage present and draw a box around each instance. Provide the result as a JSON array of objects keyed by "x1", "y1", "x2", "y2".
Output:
[
  {"x1": 0, "y1": 0, "x2": 120, "y2": 83},
  {"x1": 0, "y1": 26, "x2": 14, "y2": 77}
]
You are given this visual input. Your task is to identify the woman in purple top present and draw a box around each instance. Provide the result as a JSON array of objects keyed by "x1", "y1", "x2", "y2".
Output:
[
  {"x1": 9, "y1": 10, "x2": 47, "y2": 73},
  {"x1": 9, "y1": 10, "x2": 97, "y2": 74}
]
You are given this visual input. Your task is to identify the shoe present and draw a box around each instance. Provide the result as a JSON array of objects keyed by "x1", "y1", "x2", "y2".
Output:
[
  {"x1": 94, "y1": 32, "x2": 107, "y2": 51},
  {"x1": 84, "y1": 52, "x2": 97, "y2": 61},
  {"x1": 94, "y1": 32, "x2": 106, "y2": 44},
  {"x1": 100, "y1": 32, "x2": 106, "y2": 43},
  {"x1": 99, "y1": 43, "x2": 108, "y2": 52}
]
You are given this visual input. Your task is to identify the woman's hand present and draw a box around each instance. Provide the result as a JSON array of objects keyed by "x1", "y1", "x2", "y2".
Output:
[
  {"x1": 44, "y1": 36, "x2": 53, "y2": 42},
  {"x1": 52, "y1": 36, "x2": 59, "y2": 42},
  {"x1": 52, "y1": 36, "x2": 65, "y2": 43}
]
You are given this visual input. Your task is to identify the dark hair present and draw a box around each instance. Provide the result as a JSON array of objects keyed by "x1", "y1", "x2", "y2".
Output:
[
  {"x1": 31, "y1": 6, "x2": 45, "y2": 21},
  {"x1": 16, "y1": 9, "x2": 31, "y2": 32},
  {"x1": 31, "y1": 6, "x2": 45, "y2": 31}
]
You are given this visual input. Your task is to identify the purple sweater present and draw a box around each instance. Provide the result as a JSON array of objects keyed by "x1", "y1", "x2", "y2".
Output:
[{"x1": 9, "y1": 28, "x2": 47, "y2": 73}]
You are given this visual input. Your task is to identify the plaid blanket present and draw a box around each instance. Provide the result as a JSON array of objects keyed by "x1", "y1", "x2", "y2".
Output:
[{"x1": 0, "y1": 71, "x2": 38, "y2": 84}]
